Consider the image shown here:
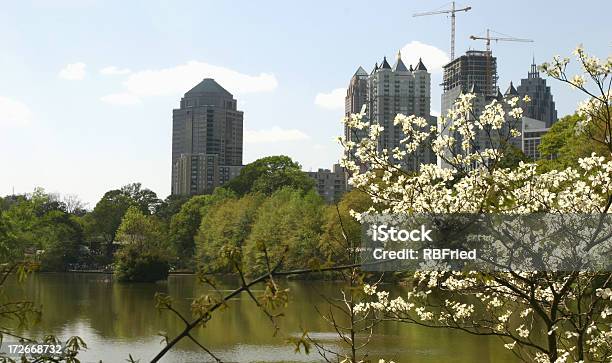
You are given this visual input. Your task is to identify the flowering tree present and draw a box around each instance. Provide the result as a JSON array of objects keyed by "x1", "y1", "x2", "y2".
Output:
[{"x1": 340, "y1": 47, "x2": 611, "y2": 362}]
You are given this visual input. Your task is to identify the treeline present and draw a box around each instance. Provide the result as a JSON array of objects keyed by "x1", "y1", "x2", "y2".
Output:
[
  {"x1": 0, "y1": 156, "x2": 370, "y2": 281},
  {"x1": 0, "y1": 114, "x2": 596, "y2": 281}
]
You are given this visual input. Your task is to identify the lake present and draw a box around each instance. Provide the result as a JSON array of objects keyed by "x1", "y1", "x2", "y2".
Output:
[{"x1": 4, "y1": 273, "x2": 515, "y2": 362}]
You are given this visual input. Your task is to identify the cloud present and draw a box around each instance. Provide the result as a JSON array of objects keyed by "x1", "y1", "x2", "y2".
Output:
[
  {"x1": 99, "y1": 66, "x2": 131, "y2": 75},
  {"x1": 244, "y1": 127, "x2": 309, "y2": 144},
  {"x1": 58, "y1": 62, "x2": 86, "y2": 80},
  {"x1": 100, "y1": 61, "x2": 278, "y2": 105},
  {"x1": 400, "y1": 41, "x2": 449, "y2": 74},
  {"x1": 314, "y1": 88, "x2": 346, "y2": 110},
  {"x1": 0, "y1": 96, "x2": 31, "y2": 127},
  {"x1": 100, "y1": 93, "x2": 140, "y2": 105}
]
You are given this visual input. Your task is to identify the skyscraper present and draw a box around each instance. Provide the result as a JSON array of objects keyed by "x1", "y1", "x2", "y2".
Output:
[
  {"x1": 439, "y1": 50, "x2": 506, "y2": 168},
  {"x1": 516, "y1": 58, "x2": 558, "y2": 127},
  {"x1": 344, "y1": 51, "x2": 437, "y2": 171},
  {"x1": 441, "y1": 50, "x2": 498, "y2": 118},
  {"x1": 171, "y1": 78, "x2": 243, "y2": 196}
]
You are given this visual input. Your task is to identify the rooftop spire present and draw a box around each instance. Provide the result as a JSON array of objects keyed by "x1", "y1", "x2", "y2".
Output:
[
  {"x1": 392, "y1": 50, "x2": 408, "y2": 72},
  {"x1": 415, "y1": 57, "x2": 427, "y2": 71},
  {"x1": 529, "y1": 55, "x2": 539, "y2": 79},
  {"x1": 354, "y1": 66, "x2": 368, "y2": 77},
  {"x1": 380, "y1": 56, "x2": 391, "y2": 69},
  {"x1": 505, "y1": 81, "x2": 518, "y2": 96}
]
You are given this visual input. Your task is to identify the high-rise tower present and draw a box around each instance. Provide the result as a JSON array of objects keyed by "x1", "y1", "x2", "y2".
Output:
[
  {"x1": 171, "y1": 78, "x2": 243, "y2": 195},
  {"x1": 516, "y1": 58, "x2": 558, "y2": 127},
  {"x1": 344, "y1": 51, "x2": 437, "y2": 171},
  {"x1": 441, "y1": 50, "x2": 498, "y2": 118}
]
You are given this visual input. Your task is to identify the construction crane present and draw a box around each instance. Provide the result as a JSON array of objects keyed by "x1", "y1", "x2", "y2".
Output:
[
  {"x1": 469, "y1": 28, "x2": 533, "y2": 52},
  {"x1": 469, "y1": 29, "x2": 533, "y2": 96},
  {"x1": 413, "y1": 1, "x2": 472, "y2": 61}
]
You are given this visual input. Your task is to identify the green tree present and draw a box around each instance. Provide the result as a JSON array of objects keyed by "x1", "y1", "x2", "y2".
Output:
[
  {"x1": 169, "y1": 188, "x2": 235, "y2": 267},
  {"x1": 496, "y1": 142, "x2": 530, "y2": 169},
  {"x1": 538, "y1": 113, "x2": 609, "y2": 171},
  {"x1": 224, "y1": 155, "x2": 315, "y2": 196},
  {"x1": 319, "y1": 189, "x2": 372, "y2": 265},
  {"x1": 196, "y1": 194, "x2": 263, "y2": 273},
  {"x1": 243, "y1": 188, "x2": 325, "y2": 276},
  {"x1": 85, "y1": 183, "x2": 160, "y2": 262},
  {"x1": 37, "y1": 211, "x2": 83, "y2": 271},
  {"x1": 119, "y1": 183, "x2": 162, "y2": 214},
  {"x1": 114, "y1": 206, "x2": 170, "y2": 282},
  {"x1": 154, "y1": 194, "x2": 190, "y2": 222}
]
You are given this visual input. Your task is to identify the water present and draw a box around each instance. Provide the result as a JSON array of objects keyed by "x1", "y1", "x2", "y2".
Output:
[{"x1": 4, "y1": 273, "x2": 515, "y2": 362}]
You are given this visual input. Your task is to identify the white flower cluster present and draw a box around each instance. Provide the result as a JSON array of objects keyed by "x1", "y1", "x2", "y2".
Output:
[{"x1": 340, "y1": 51, "x2": 612, "y2": 361}]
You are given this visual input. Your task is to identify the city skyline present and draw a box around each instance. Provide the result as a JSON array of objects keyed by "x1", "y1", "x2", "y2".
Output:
[{"x1": 0, "y1": 0, "x2": 610, "y2": 206}]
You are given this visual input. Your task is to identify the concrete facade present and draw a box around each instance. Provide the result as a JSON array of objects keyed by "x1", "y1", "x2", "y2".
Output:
[
  {"x1": 307, "y1": 164, "x2": 347, "y2": 203},
  {"x1": 345, "y1": 51, "x2": 437, "y2": 171},
  {"x1": 171, "y1": 78, "x2": 243, "y2": 195},
  {"x1": 521, "y1": 117, "x2": 549, "y2": 160}
]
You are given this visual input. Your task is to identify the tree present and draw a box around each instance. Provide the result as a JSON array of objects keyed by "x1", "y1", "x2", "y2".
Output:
[
  {"x1": 120, "y1": 183, "x2": 162, "y2": 214},
  {"x1": 243, "y1": 188, "x2": 325, "y2": 276},
  {"x1": 168, "y1": 188, "x2": 234, "y2": 267},
  {"x1": 538, "y1": 113, "x2": 609, "y2": 171},
  {"x1": 497, "y1": 142, "x2": 530, "y2": 169},
  {"x1": 0, "y1": 190, "x2": 87, "y2": 361},
  {"x1": 37, "y1": 210, "x2": 83, "y2": 271},
  {"x1": 114, "y1": 206, "x2": 171, "y2": 282},
  {"x1": 319, "y1": 189, "x2": 372, "y2": 265},
  {"x1": 195, "y1": 194, "x2": 263, "y2": 273},
  {"x1": 61, "y1": 194, "x2": 88, "y2": 216},
  {"x1": 340, "y1": 46, "x2": 612, "y2": 363},
  {"x1": 85, "y1": 183, "x2": 160, "y2": 262},
  {"x1": 154, "y1": 194, "x2": 190, "y2": 222},
  {"x1": 224, "y1": 155, "x2": 315, "y2": 196}
]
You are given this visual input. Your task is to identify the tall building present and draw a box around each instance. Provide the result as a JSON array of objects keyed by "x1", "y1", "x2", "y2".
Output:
[
  {"x1": 344, "y1": 66, "x2": 369, "y2": 158},
  {"x1": 307, "y1": 164, "x2": 347, "y2": 203},
  {"x1": 441, "y1": 50, "x2": 498, "y2": 117},
  {"x1": 171, "y1": 78, "x2": 243, "y2": 196},
  {"x1": 344, "y1": 51, "x2": 437, "y2": 171},
  {"x1": 516, "y1": 58, "x2": 558, "y2": 127}
]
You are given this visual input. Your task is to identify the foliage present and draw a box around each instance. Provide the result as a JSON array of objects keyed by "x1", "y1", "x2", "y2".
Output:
[
  {"x1": 0, "y1": 190, "x2": 83, "y2": 271},
  {"x1": 319, "y1": 189, "x2": 372, "y2": 265},
  {"x1": 341, "y1": 46, "x2": 612, "y2": 362},
  {"x1": 0, "y1": 190, "x2": 87, "y2": 361},
  {"x1": 497, "y1": 142, "x2": 530, "y2": 169},
  {"x1": 195, "y1": 194, "x2": 263, "y2": 273},
  {"x1": 243, "y1": 188, "x2": 325, "y2": 276},
  {"x1": 154, "y1": 194, "x2": 190, "y2": 222},
  {"x1": 85, "y1": 183, "x2": 161, "y2": 261},
  {"x1": 37, "y1": 211, "x2": 83, "y2": 271},
  {"x1": 538, "y1": 113, "x2": 609, "y2": 171},
  {"x1": 224, "y1": 155, "x2": 315, "y2": 196},
  {"x1": 169, "y1": 188, "x2": 235, "y2": 266},
  {"x1": 114, "y1": 207, "x2": 170, "y2": 282}
]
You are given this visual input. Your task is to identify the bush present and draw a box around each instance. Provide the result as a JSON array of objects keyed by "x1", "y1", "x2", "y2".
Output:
[
  {"x1": 114, "y1": 246, "x2": 169, "y2": 282},
  {"x1": 113, "y1": 206, "x2": 171, "y2": 282}
]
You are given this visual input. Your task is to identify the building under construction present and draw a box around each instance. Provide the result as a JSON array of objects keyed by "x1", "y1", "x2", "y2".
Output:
[{"x1": 441, "y1": 50, "x2": 498, "y2": 117}]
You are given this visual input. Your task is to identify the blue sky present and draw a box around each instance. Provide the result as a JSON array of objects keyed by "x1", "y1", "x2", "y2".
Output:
[{"x1": 1, "y1": 0, "x2": 610, "y2": 206}]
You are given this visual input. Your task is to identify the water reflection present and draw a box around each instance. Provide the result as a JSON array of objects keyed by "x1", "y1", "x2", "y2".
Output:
[{"x1": 4, "y1": 274, "x2": 514, "y2": 362}]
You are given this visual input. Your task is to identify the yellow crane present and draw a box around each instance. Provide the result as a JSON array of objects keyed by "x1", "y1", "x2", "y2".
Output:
[
  {"x1": 469, "y1": 28, "x2": 534, "y2": 52},
  {"x1": 413, "y1": 1, "x2": 472, "y2": 61},
  {"x1": 469, "y1": 29, "x2": 534, "y2": 95}
]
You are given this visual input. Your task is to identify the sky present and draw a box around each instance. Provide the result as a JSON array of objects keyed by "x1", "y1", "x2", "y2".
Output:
[{"x1": 0, "y1": 0, "x2": 610, "y2": 207}]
